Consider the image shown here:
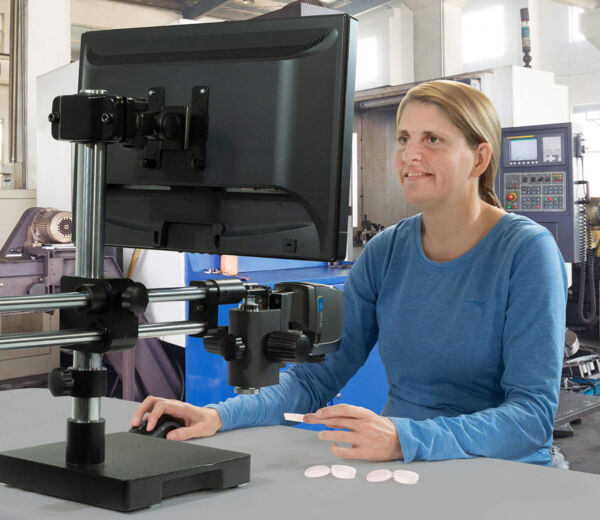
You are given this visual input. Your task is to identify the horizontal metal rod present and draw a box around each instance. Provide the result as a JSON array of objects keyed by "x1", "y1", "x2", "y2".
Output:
[
  {"x1": 0, "y1": 329, "x2": 103, "y2": 350},
  {"x1": 147, "y1": 286, "x2": 208, "y2": 303},
  {"x1": 138, "y1": 321, "x2": 206, "y2": 338},
  {"x1": 0, "y1": 286, "x2": 208, "y2": 313},
  {"x1": 0, "y1": 321, "x2": 206, "y2": 351},
  {"x1": 0, "y1": 292, "x2": 90, "y2": 312}
]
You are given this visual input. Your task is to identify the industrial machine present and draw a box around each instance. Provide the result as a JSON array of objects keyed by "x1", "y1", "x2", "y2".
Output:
[
  {"x1": 0, "y1": 207, "x2": 183, "y2": 400},
  {"x1": 353, "y1": 214, "x2": 385, "y2": 247},
  {"x1": 496, "y1": 125, "x2": 600, "y2": 358},
  {"x1": 496, "y1": 123, "x2": 600, "y2": 395},
  {"x1": 0, "y1": 13, "x2": 356, "y2": 512},
  {"x1": 496, "y1": 122, "x2": 580, "y2": 263},
  {"x1": 566, "y1": 195, "x2": 600, "y2": 348}
]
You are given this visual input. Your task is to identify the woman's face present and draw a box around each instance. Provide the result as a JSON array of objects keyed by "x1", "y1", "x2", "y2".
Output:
[{"x1": 394, "y1": 101, "x2": 480, "y2": 212}]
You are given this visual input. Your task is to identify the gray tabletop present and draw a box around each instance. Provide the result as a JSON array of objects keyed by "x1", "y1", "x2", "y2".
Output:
[{"x1": 0, "y1": 389, "x2": 597, "y2": 519}]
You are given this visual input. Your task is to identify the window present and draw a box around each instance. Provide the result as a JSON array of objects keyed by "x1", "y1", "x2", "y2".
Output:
[
  {"x1": 569, "y1": 7, "x2": 585, "y2": 43},
  {"x1": 462, "y1": 5, "x2": 505, "y2": 63},
  {"x1": 356, "y1": 37, "x2": 378, "y2": 87}
]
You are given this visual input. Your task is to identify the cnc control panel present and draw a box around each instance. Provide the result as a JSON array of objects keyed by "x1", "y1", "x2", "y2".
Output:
[
  {"x1": 496, "y1": 122, "x2": 578, "y2": 262},
  {"x1": 503, "y1": 172, "x2": 565, "y2": 212}
]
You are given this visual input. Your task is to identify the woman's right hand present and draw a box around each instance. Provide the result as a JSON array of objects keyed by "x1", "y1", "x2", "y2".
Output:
[{"x1": 130, "y1": 395, "x2": 223, "y2": 441}]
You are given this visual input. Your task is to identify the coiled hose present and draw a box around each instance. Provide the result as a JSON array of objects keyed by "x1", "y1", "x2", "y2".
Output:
[{"x1": 575, "y1": 181, "x2": 596, "y2": 324}]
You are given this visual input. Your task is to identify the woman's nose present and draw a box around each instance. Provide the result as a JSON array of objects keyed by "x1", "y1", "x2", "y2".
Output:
[{"x1": 402, "y1": 140, "x2": 422, "y2": 161}]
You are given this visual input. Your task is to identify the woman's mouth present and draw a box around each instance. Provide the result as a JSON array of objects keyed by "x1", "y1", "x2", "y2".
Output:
[{"x1": 405, "y1": 172, "x2": 432, "y2": 178}]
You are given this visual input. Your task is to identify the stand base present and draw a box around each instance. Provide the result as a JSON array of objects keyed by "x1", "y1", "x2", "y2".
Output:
[{"x1": 0, "y1": 432, "x2": 250, "y2": 511}]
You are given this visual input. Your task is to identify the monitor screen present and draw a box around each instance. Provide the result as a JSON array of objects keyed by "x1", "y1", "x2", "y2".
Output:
[
  {"x1": 78, "y1": 14, "x2": 357, "y2": 261},
  {"x1": 510, "y1": 137, "x2": 538, "y2": 162},
  {"x1": 542, "y1": 135, "x2": 562, "y2": 163}
]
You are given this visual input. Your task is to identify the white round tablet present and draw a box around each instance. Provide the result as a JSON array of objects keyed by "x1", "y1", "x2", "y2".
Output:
[
  {"x1": 393, "y1": 469, "x2": 419, "y2": 485},
  {"x1": 304, "y1": 465, "x2": 331, "y2": 478},
  {"x1": 366, "y1": 469, "x2": 393, "y2": 483},
  {"x1": 331, "y1": 464, "x2": 357, "y2": 480}
]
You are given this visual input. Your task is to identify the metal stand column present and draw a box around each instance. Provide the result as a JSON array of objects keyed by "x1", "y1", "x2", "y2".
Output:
[{"x1": 67, "y1": 136, "x2": 107, "y2": 465}]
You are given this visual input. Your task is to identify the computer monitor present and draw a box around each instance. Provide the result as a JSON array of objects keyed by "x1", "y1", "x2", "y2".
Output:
[{"x1": 78, "y1": 14, "x2": 357, "y2": 261}]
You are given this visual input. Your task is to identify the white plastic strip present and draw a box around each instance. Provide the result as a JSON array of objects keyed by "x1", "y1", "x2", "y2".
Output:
[{"x1": 284, "y1": 413, "x2": 305, "y2": 422}]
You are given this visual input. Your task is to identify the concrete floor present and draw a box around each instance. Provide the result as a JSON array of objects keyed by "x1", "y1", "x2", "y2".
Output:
[{"x1": 554, "y1": 411, "x2": 600, "y2": 474}]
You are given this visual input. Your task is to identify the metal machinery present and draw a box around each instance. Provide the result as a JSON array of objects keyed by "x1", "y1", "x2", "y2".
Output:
[
  {"x1": 0, "y1": 207, "x2": 183, "y2": 400},
  {"x1": 496, "y1": 123, "x2": 600, "y2": 396},
  {"x1": 496, "y1": 122, "x2": 580, "y2": 263},
  {"x1": 0, "y1": 13, "x2": 355, "y2": 512}
]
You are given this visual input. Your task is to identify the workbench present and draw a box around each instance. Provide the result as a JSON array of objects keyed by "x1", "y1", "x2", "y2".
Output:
[{"x1": 0, "y1": 389, "x2": 597, "y2": 519}]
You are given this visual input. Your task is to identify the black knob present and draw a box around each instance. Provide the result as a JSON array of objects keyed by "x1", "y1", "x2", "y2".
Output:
[
  {"x1": 48, "y1": 112, "x2": 60, "y2": 123},
  {"x1": 204, "y1": 333, "x2": 246, "y2": 361},
  {"x1": 155, "y1": 112, "x2": 184, "y2": 141},
  {"x1": 266, "y1": 330, "x2": 312, "y2": 362},
  {"x1": 48, "y1": 368, "x2": 74, "y2": 397},
  {"x1": 121, "y1": 282, "x2": 149, "y2": 316}
]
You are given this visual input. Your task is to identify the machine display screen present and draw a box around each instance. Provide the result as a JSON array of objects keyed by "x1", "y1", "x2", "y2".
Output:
[
  {"x1": 510, "y1": 138, "x2": 538, "y2": 161},
  {"x1": 543, "y1": 135, "x2": 563, "y2": 162}
]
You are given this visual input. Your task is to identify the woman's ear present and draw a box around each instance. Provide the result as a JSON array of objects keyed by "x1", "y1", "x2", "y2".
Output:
[{"x1": 471, "y1": 142, "x2": 492, "y2": 179}]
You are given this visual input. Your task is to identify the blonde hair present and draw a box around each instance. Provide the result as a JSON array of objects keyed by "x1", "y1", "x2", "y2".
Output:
[{"x1": 396, "y1": 80, "x2": 502, "y2": 208}]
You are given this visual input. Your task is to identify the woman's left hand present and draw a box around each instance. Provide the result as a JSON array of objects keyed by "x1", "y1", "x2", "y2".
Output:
[{"x1": 304, "y1": 404, "x2": 403, "y2": 461}]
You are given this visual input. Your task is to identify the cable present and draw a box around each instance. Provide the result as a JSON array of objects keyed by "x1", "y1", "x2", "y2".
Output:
[
  {"x1": 575, "y1": 180, "x2": 596, "y2": 324},
  {"x1": 579, "y1": 377, "x2": 599, "y2": 396}
]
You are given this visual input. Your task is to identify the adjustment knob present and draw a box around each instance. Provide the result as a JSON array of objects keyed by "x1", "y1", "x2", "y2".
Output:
[
  {"x1": 204, "y1": 333, "x2": 246, "y2": 361},
  {"x1": 121, "y1": 282, "x2": 149, "y2": 316},
  {"x1": 266, "y1": 330, "x2": 312, "y2": 362},
  {"x1": 48, "y1": 368, "x2": 74, "y2": 397}
]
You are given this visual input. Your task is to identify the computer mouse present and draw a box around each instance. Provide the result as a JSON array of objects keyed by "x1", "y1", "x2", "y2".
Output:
[{"x1": 129, "y1": 413, "x2": 183, "y2": 439}]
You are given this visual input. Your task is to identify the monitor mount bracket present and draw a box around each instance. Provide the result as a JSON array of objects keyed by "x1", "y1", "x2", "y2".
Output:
[{"x1": 49, "y1": 87, "x2": 209, "y2": 171}]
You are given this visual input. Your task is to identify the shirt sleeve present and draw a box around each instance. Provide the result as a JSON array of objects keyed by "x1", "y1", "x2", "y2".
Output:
[
  {"x1": 208, "y1": 233, "x2": 386, "y2": 431},
  {"x1": 391, "y1": 232, "x2": 567, "y2": 464}
]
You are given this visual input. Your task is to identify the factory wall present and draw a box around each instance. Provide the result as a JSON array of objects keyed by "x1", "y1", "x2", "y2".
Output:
[
  {"x1": 354, "y1": 0, "x2": 414, "y2": 90},
  {"x1": 26, "y1": 0, "x2": 71, "y2": 190},
  {"x1": 461, "y1": 0, "x2": 528, "y2": 73},
  {"x1": 71, "y1": 0, "x2": 180, "y2": 29},
  {"x1": 536, "y1": 0, "x2": 600, "y2": 110}
]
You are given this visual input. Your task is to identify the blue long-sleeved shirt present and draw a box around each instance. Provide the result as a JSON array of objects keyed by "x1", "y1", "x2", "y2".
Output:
[{"x1": 209, "y1": 213, "x2": 567, "y2": 465}]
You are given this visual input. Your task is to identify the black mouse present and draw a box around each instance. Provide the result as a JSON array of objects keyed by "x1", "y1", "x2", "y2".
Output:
[{"x1": 129, "y1": 414, "x2": 183, "y2": 439}]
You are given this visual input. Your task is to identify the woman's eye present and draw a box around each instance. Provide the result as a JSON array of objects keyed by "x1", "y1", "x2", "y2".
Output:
[
  {"x1": 398, "y1": 136, "x2": 408, "y2": 145},
  {"x1": 428, "y1": 136, "x2": 440, "y2": 144}
]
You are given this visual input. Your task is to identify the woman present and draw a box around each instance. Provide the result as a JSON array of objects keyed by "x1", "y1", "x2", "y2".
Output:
[{"x1": 131, "y1": 80, "x2": 567, "y2": 466}]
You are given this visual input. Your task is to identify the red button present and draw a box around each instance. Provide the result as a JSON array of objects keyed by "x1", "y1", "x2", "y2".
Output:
[
  {"x1": 507, "y1": 193, "x2": 516, "y2": 201},
  {"x1": 548, "y1": 197, "x2": 553, "y2": 201}
]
